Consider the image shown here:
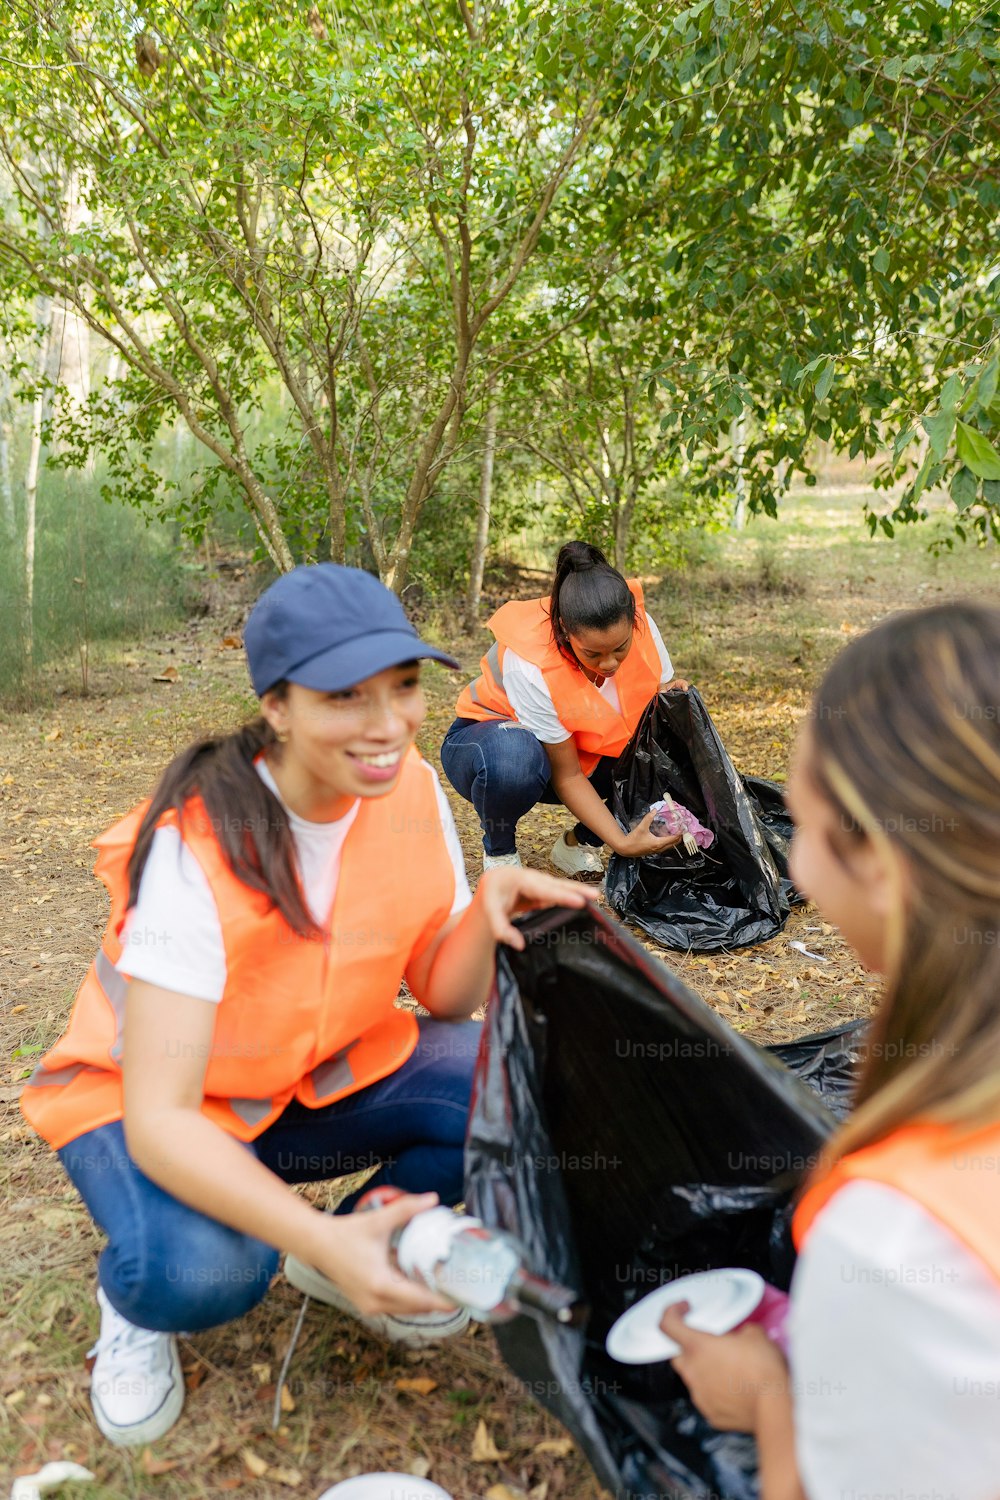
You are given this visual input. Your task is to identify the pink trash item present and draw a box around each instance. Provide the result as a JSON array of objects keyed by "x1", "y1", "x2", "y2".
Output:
[{"x1": 648, "y1": 795, "x2": 715, "y2": 853}]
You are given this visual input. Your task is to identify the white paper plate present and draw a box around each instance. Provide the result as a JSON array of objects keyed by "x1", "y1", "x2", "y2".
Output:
[
  {"x1": 316, "y1": 1477, "x2": 454, "y2": 1500},
  {"x1": 606, "y1": 1268, "x2": 765, "y2": 1364}
]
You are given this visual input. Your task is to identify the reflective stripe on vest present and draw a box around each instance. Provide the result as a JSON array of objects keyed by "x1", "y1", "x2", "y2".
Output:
[
  {"x1": 462, "y1": 641, "x2": 511, "y2": 719},
  {"x1": 28, "y1": 1060, "x2": 89, "y2": 1089},
  {"x1": 95, "y1": 947, "x2": 127, "y2": 1063},
  {"x1": 309, "y1": 1046, "x2": 354, "y2": 1099},
  {"x1": 28, "y1": 947, "x2": 124, "y2": 1087},
  {"x1": 230, "y1": 1096, "x2": 278, "y2": 1129}
]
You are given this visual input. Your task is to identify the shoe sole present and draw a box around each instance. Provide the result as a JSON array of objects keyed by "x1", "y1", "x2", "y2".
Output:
[
  {"x1": 283, "y1": 1255, "x2": 470, "y2": 1347},
  {"x1": 550, "y1": 851, "x2": 604, "y2": 881},
  {"x1": 91, "y1": 1337, "x2": 185, "y2": 1448}
]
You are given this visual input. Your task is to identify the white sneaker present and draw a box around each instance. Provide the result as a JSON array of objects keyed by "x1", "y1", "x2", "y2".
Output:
[
  {"x1": 550, "y1": 830, "x2": 604, "y2": 881},
  {"x1": 283, "y1": 1256, "x2": 470, "y2": 1348},
  {"x1": 483, "y1": 849, "x2": 522, "y2": 871},
  {"x1": 89, "y1": 1287, "x2": 184, "y2": 1448}
]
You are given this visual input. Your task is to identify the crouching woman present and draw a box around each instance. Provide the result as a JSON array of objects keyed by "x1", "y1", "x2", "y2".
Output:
[{"x1": 21, "y1": 563, "x2": 591, "y2": 1449}]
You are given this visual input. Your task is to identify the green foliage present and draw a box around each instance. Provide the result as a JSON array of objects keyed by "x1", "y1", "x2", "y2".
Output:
[
  {"x1": 0, "y1": 466, "x2": 191, "y2": 698},
  {"x1": 615, "y1": 0, "x2": 1000, "y2": 531},
  {"x1": 2, "y1": 0, "x2": 999, "y2": 597},
  {"x1": 0, "y1": 0, "x2": 650, "y2": 584}
]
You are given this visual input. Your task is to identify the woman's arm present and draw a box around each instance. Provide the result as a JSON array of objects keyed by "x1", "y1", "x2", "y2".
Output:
[
  {"x1": 660, "y1": 1305, "x2": 807, "y2": 1500},
  {"x1": 406, "y1": 867, "x2": 598, "y2": 1019},
  {"x1": 545, "y1": 738, "x2": 681, "y2": 859},
  {"x1": 122, "y1": 979, "x2": 454, "y2": 1316}
]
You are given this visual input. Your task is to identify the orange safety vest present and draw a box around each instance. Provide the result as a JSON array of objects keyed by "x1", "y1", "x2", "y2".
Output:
[
  {"x1": 455, "y1": 581, "x2": 662, "y2": 776},
  {"x1": 793, "y1": 1118, "x2": 1000, "y2": 1283},
  {"x1": 21, "y1": 750, "x2": 457, "y2": 1150}
]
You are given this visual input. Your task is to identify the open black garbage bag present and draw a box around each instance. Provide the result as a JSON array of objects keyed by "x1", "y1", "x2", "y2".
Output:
[
  {"x1": 465, "y1": 905, "x2": 865, "y2": 1500},
  {"x1": 604, "y1": 688, "x2": 800, "y2": 952}
]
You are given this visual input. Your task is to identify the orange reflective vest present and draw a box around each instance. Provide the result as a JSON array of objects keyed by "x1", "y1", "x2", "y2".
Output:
[
  {"x1": 793, "y1": 1119, "x2": 1000, "y2": 1283},
  {"x1": 455, "y1": 581, "x2": 661, "y2": 776},
  {"x1": 21, "y1": 750, "x2": 457, "y2": 1150}
]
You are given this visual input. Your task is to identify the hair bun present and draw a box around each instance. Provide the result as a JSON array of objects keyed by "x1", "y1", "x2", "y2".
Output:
[{"x1": 555, "y1": 541, "x2": 609, "y2": 574}]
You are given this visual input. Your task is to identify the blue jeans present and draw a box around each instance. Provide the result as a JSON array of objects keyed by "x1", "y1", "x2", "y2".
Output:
[
  {"x1": 440, "y1": 716, "x2": 616, "y2": 856},
  {"x1": 57, "y1": 1017, "x2": 481, "y2": 1333}
]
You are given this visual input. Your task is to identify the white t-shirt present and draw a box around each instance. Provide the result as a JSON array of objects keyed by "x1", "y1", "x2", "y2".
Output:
[
  {"x1": 789, "y1": 1179, "x2": 1000, "y2": 1499},
  {"x1": 502, "y1": 613, "x2": 674, "y2": 744},
  {"x1": 117, "y1": 758, "x2": 471, "y2": 1003}
]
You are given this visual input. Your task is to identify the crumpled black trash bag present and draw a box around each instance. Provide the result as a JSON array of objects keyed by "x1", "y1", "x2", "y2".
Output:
[
  {"x1": 465, "y1": 905, "x2": 864, "y2": 1500},
  {"x1": 770, "y1": 1021, "x2": 866, "y2": 1123},
  {"x1": 604, "y1": 688, "x2": 800, "y2": 952}
]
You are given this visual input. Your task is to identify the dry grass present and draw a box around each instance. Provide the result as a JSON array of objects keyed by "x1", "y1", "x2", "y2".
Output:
[{"x1": 3, "y1": 492, "x2": 999, "y2": 1497}]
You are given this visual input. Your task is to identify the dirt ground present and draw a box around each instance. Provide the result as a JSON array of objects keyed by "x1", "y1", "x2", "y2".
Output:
[{"x1": 2, "y1": 494, "x2": 998, "y2": 1499}]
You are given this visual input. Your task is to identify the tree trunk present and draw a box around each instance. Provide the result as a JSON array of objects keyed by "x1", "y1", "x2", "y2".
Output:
[
  {"x1": 613, "y1": 501, "x2": 629, "y2": 574},
  {"x1": 464, "y1": 386, "x2": 498, "y2": 630},
  {"x1": 24, "y1": 296, "x2": 60, "y2": 668},
  {"x1": 731, "y1": 415, "x2": 747, "y2": 530},
  {"x1": 0, "y1": 353, "x2": 13, "y2": 541}
]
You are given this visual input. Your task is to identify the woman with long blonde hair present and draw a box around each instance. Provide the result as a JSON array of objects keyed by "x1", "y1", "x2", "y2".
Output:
[{"x1": 662, "y1": 602, "x2": 1000, "y2": 1499}]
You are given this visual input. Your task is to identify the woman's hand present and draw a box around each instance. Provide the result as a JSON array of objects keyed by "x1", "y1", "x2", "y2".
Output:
[
  {"x1": 661, "y1": 1302, "x2": 790, "y2": 1433},
  {"x1": 306, "y1": 1191, "x2": 458, "y2": 1317},
  {"x1": 477, "y1": 866, "x2": 599, "y2": 950},
  {"x1": 660, "y1": 678, "x2": 691, "y2": 693},
  {"x1": 615, "y1": 807, "x2": 683, "y2": 859}
]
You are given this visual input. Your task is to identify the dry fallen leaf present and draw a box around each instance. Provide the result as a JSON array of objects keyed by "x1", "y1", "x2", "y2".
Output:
[
  {"x1": 141, "y1": 1448, "x2": 181, "y2": 1475},
  {"x1": 532, "y1": 1437, "x2": 574, "y2": 1457},
  {"x1": 471, "y1": 1418, "x2": 510, "y2": 1462},
  {"x1": 269, "y1": 1467, "x2": 303, "y2": 1488},
  {"x1": 394, "y1": 1377, "x2": 438, "y2": 1397},
  {"x1": 152, "y1": 665, "x2": 180, "y2": 683},
  {"x1": 241, "y1": 1448, "x2": 269, "y2": 1478},
  {"x1": 486, "y1": 1486, "x2": 529, "y2": 1500},
  {"x1": 251, "y1": 1361, "x2": 271, "y2": 1385},
  {"x1": 220, "y1": 634, "x2": 242, "y2": 649},
  {"x1": 280, "y1": 1382, "x2": 296, "y2": 1413}
]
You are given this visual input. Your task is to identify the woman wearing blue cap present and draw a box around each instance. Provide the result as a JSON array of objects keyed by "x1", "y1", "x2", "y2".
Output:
[{"x1": 21, "y1": 564, "x2": 592, "y2": 1448}]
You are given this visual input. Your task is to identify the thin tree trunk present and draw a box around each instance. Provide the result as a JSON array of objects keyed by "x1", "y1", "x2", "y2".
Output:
[
  {"x1": 24, "y1": 296, "x2": 59, "y2": 668},
  {"x1": 0, "y1": 355, "x2": 13, "y2": 541},
  {"x1": 731, "y1": 415, "x2": 747, "y2": 530},
  {"x1": 614, "y1": 500, "x2": 629, "y2": 574},
  {"x1": 465, "y1": 386, "x2": 498, "y2": 630}
]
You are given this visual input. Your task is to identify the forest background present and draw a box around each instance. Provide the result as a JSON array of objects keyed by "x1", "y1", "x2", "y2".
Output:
[{"x1": 1, "y1": 0, "x2": 1000, "y2": 699}]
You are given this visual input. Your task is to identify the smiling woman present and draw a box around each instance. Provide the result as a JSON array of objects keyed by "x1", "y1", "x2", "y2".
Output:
[
  {"x1": 441, "y1": 541, "x2": 691, "y2": 878},
  {"x1": 19, "y1": 563, "x2": 594, "y2": 1452}
]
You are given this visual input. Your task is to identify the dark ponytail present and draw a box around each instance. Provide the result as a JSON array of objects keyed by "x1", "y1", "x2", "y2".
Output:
[
  {"x1": 126, "y1": 689, "x2": 320, "y2": 939},
  {"x1": 548, "y1": 541, "x2": 638, "y2": 664}
]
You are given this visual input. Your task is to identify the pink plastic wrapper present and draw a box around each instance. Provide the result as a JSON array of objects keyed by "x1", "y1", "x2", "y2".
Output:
[
  {"x1": 740, "y1": 1282, "x2": 791, "y2": 1355},
  {"x1": 648, "y1": 798, "x2": 715, "y2": 849}
]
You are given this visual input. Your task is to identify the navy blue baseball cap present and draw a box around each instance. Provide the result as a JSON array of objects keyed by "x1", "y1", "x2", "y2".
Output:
[{"x1": 244, "y1": 564, "x2": 461, "y2": 696}]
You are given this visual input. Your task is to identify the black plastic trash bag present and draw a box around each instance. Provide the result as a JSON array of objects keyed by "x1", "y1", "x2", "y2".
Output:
[
  {"x1": 465, "y1": 905, "x2": 864, "y2": 1500},
  {"x1": 604, "y1": 688, "x2": 800, "y2": 952},
  {"x1": 770, "y1": 1021, "x2": 865, "y2": 1123}
]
